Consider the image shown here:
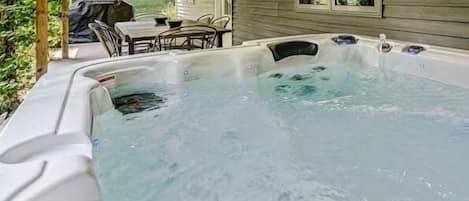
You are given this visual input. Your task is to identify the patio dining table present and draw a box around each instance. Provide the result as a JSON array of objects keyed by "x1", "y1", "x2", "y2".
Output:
[{"x1": 114, "y1": 20, "x2": 232, "y2": 54}]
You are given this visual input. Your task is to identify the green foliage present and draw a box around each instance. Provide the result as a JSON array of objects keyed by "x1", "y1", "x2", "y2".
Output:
[
  {"x1": 161, "y1": 2, "x2": 176, "y2": 20},
  {"x1": 0, "y1": 0, "x2": 61, "y2": 115},
  {"x1": 129, "y1": 0, "x2": 174, "y2": 16}
]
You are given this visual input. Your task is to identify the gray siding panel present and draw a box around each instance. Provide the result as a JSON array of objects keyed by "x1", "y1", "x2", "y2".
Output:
[{"x1": 233, "y1": 0, "x2": 469, "y2": 50}]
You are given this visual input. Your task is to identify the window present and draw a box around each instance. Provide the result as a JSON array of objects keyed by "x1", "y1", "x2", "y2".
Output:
[
  {"x1": 296, "y1": 0, "x2": 382, "y2": 17},
  {"x1": 297, "y1": 0, "x2": 330, "y2": 10}
]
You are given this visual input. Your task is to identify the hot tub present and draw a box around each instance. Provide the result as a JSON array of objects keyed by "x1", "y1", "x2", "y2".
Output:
[{"x1": 1, "y1": 34, "x2": 469, "y2": 201}]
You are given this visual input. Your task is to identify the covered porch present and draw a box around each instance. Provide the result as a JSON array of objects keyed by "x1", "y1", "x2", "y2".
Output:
[{"x1": 45, "y1": 0, "x2": 234, "y2": 74}]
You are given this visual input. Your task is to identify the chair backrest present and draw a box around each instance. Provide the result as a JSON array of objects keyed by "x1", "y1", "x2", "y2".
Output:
[
  {"x1": 94, "y1": 20, "x2": 114, "y2": 31},
  {"x1": 210, "y1": 16, "x2": 231, "y2": 28},
  {"x1": 158, "y1": 25, "x2": 217, "y2": 51},
  {"x1": 196, "y1": 14, "x2": 214, "y2": 24},
  {"x1": 88, "y1": 22, "x2": 121, "y2": 57}
]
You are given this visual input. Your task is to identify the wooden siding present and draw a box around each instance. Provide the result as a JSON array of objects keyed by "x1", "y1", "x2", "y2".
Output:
[
  {"x1": 176, "y1": 0, "x2": 215, "y2": 20},
  {"x1": 233, "y1": 0, "x2": 469, "y2": 50}
]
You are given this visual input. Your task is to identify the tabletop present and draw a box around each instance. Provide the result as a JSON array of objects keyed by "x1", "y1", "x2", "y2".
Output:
[{"x1": 114, "y1": 20, "x2": 232, "y2": 42}]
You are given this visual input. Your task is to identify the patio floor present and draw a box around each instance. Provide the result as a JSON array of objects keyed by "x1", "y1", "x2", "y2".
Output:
[{"x1": 48, "y1": 42, "x2": 109, "y2": 71}]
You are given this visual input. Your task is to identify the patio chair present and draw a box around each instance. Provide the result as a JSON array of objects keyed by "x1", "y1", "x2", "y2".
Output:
[
  {"x1": 196, "y1": 14, "x2": 214, "y2": 24},
  {"x1": 94, "y1": 20, "x2": 153, "y2": 54},
  {"x1": 210, "y1": 16, "x2": 231, "y2": 28},
  {"x1": 94, "y1": 20, "x2": 117, "y2": 33},
  {"x1": 88, "y1": 22, "x2": 121, "y2": 57},
  {"x1": 155, "y1": 25, "x2": 217, "y2": 51}
]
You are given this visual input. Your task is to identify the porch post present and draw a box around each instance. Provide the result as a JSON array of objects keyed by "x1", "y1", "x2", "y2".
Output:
[
  {"x1": 61, "y1": 0, "x2": 69, "y2": 59},
  {"x1": 36, "y1": 0, "x2": 48, "y2": 78}
]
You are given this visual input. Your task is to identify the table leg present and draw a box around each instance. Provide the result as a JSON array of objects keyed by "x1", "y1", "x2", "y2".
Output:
[
  {"x1": 216, "y1": 33, "x2": 223, "y2": 48},
  {"x1": 187, "y1": 37, "x2": 192, "y2": 50},
  {"x1": 118, "y1": 39, "x2": 123, "y2": 55},
  {"x1": 128, "y1": 40, "x2": 135, "y2": 55}
]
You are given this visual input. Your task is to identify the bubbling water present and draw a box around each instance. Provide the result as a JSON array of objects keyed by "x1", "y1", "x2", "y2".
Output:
[{"x1": 93, "y1": 63, "x2": 469, "y2": 201}]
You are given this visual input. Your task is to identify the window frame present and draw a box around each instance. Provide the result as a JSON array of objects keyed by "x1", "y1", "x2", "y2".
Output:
[
  {"x1": 295, "y1": 0, "x2": 383, "y2": 18},
  {"x1": 296, "y1": 0, "x2": 330, "y2": 11}
]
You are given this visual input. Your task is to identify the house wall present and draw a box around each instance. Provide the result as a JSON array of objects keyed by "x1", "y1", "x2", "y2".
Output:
[
  {"x1": 233, "y1": 0, "x2": 469, "y2": 50},
  {"x1": 176, "y1": 0, "x2": 215, "y2": 19}
]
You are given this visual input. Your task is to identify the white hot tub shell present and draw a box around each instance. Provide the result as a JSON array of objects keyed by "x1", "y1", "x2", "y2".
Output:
[{"x1": 1, "y1": 34, "x2": 469, "y2": 201}]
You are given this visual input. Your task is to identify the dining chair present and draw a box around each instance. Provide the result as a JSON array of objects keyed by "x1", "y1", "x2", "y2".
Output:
[
  {"x1": 88, "y1": 22, "x2": 121, "y2": 57},
  {"x1": 94, "y1": 20, "x2": 117, "y2": 33},
  {"x1": 210, "y1": 16, "x2": 231, "y2": 28},
  {"x1": 95, "y1": 20, "x2": 153, "y2": 55},
  {"x1": 156, "y1": 25, "x2": 217, "y2": 51},
  {"x1": 196, "y1": 14, "x2": 214, "y2": 24}
]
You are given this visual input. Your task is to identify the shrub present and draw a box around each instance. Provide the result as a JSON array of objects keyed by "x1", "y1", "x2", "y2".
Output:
[{"x1": 0, "y1": 0, "x2": 61, "y2": 116}]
